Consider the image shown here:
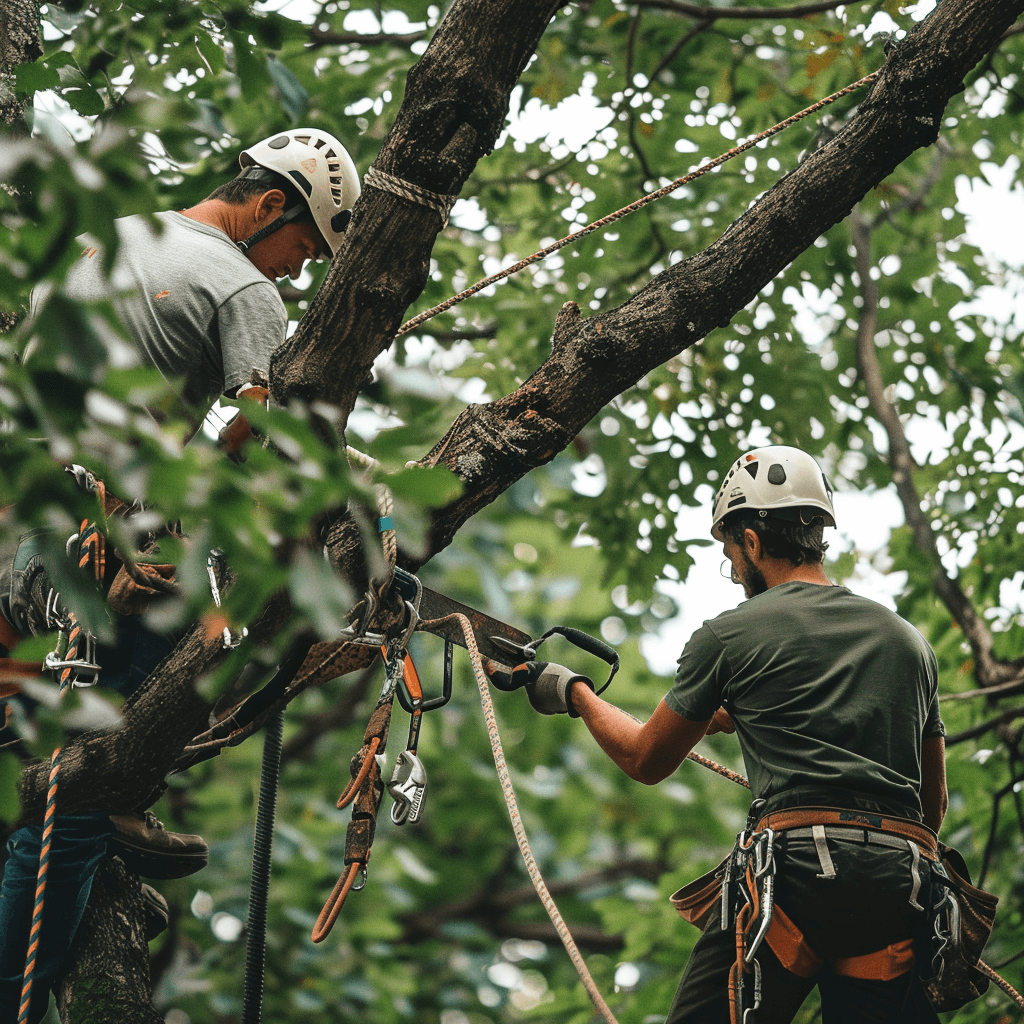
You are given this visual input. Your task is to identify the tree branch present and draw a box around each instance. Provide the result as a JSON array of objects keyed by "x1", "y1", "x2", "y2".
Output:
[
  {"x1": 634, "y1": 0, "x2": 847, "y2": 20},
  {"x1": 398, "y1": 855, "x2": 665, "y2": 950},
  {"x1": 308, "y1": 27, "x2": 428, "y2": 49},
  {"x1": 945, "y1": 706, "x2": 1024, "y2": 746},
  {"x1": 850, "y1": 202, "x2": 1024, "y2": 692}
]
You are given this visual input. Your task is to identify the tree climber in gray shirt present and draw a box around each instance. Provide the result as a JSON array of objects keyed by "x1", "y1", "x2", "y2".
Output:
[
  {"x1": 0, "y1": 129, "x2": 361, "y2": 1024},
  {"x1": 493, "y1": 445, "x2": 948, "y2": 1023}
]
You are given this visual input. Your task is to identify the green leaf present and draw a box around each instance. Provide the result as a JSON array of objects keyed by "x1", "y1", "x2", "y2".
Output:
[
  {"x1": 64, "y1": 86, "x2": 105, "y2": 116},
  {"x1": 267, "y1": 56, "x2": 308, "y2": 122},
  {"x1": 195, "y1": 30, "x2": 227, "y2": 76},
  {"x1": 14, "y1": 60, "x2": 60, "y2": 96},
  {"x1": 384, "y1": 465, "x2": 463, "y2": 507}
]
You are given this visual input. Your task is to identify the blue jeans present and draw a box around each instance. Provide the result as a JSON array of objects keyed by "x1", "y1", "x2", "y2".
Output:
[
  {"x1": 0, "y1": 614, "x2": 176, "y2": 1022},
  {"x1": 0, "y1": 814, "x2": 113, "y2": 1024}
]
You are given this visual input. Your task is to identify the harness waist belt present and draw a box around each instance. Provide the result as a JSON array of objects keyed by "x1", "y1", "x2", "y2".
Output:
[
  {"x1": 756, "y1": 806, "x2": 937, "y2": 857},
  {"x1": 775, "y1": 824, "x2": 937, "y2": 860}
]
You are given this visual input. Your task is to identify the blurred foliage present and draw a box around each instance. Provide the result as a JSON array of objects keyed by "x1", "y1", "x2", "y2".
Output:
[{"x1": 2, "y1": 0, "x2": 1024, "y2": 1022}]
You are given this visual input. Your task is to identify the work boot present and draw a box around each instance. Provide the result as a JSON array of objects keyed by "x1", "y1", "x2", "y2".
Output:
[
  {"x1": 140, "y1": 883, "x2": 170, "y2": 941},
  {"x1": 109, "y1": 811, "x2": 209, "y2": 879}
]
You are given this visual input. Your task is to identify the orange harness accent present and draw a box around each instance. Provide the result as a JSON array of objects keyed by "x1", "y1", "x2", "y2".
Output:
[{"x1": 764, "y1": 903, "x2": 914, "y2": 982}]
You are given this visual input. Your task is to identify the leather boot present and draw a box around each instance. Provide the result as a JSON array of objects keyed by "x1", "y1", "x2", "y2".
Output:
[{"x1": 109, "y1": 811, "x2": 208, "y2": 879}]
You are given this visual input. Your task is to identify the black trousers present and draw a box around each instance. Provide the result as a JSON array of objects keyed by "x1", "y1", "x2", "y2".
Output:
[{"x1": 666, "y1": 835, "x2": 942, "y2": 1024}]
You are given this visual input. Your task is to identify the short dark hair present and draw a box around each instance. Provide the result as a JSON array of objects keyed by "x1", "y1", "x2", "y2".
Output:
[
  {"x1": 719, "y1": 509, "x2": 829, "y2": 566},
  {"x1": 206, "y1": 167, "x2": 309, "y2": 212}
]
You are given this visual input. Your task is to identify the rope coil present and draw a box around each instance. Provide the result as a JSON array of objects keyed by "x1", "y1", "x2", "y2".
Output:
[{"x1": 365, "y1": 165, "x2": 459, "y2": 228}]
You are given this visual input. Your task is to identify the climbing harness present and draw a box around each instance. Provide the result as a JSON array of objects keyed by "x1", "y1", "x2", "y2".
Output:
[
  {"x1": 17, "y1": 472, "x2": 116, "y2": 1020},
  {"x1": 395, "y1": 70, "x2": 883, "y2": 339}
]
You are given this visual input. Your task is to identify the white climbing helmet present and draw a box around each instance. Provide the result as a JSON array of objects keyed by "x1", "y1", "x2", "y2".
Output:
[
  {"x1": 711, "y1": 445, "x2": 836, "y2": 541},
  {"x1": 239, "y1": 128, "x2": 361, "y2": 256}
]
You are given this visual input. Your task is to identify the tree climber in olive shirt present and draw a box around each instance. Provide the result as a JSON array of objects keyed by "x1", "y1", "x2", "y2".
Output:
[{"x1": 494, "y1": 445, "x2": 947, "y2": 1023}]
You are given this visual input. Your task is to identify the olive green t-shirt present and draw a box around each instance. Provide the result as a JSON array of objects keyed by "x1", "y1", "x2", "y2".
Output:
[{"x1": 665, "y1": 582, "x2": 943, "y2": 820}]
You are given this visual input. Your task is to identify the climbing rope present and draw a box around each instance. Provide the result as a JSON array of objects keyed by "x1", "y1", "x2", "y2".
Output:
[
  {"x1": 687, "y1": 749, "x2": 749, "y2": 789},
  {"x1": 977, "y1": 960, "x2": 1024, "y2": 1013},
  {"x1": 421, "y1": 609, "x2": 622, "y2": 1024},
  {"x1": 17, "y1": 749, "x2": 61, "y2": 1024},
  {"x1": 396, "y1": 69, "x2": 882, "y2": 338}
]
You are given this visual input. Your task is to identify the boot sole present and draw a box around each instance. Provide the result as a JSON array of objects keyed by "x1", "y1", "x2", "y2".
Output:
[{"x1": 110, "y1": 838, "x2": 209, "y2": 880}]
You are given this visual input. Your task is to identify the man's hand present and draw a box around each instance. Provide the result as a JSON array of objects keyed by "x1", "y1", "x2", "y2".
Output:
[
  {"x1": 705, "y1": 707, "x2": 735, "y2": 735},
  {"x1": 218, "y1": 384, "x2": 270, "y2": 455},
  {"x1": 484, "y1": 660, "x2": 594, "y2": 717}
]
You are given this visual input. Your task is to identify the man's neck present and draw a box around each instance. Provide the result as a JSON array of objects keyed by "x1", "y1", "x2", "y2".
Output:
[
  {"x1": 765, "y1": 561, "x2": 833, "y2": 589},
  {"x1": 180, "y1": 200, "x2": 254, "y2": 245}
]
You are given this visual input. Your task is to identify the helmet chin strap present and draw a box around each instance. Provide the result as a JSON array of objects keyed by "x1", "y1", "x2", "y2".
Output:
[{"x1": 236, "y1": 203, "x2": 307, "y2": 253}]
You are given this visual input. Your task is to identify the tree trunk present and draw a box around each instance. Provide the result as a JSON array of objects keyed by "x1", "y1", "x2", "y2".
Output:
[{"x1": 0, "y1": 0, "x2": 42, "y2": 333}]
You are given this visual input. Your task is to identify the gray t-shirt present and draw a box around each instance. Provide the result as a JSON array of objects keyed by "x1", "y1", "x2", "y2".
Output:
[
  {"x1": 34, "y1": 211, "x2": 287, "y2": 410},
  {"x1": 666, "y1": 582, "x2": 943, "y2": 819}
]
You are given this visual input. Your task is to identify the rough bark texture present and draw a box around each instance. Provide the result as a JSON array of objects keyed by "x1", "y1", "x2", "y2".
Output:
[
  {"x1": 9, "y1": 0, "x2": 1024, "y2": 1019},
  {"x1": 270, "y1": 0, "x2": 565, "y2": 413},
  {"x1": 0, "y1": 0, "x2": 39, "y2": 132},
  {"x1": 0, "y1": 0, "x2": 41, "y2": 334},
  {"x1": 56, "y1": 858, "x2": 163, "y2": 1024}
]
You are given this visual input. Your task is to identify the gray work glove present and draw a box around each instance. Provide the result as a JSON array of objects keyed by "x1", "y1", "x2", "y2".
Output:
[{"x1": 513, "y1": 661, "x2": 595, "y2": 717}]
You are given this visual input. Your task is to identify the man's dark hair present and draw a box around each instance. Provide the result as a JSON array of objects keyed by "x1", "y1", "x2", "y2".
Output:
[
  {"x1": 719, "y1": 509, "x2": 829, "y2": 566},
  {"x1": 206, "y1": 167, "x2": 309, "y2": 213}
]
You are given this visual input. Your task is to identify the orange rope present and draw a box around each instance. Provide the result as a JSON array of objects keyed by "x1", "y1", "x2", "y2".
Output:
[
  {"x1": 311, "y1": 862, "x2": 362, "y2": 943},
  {"x1": 335, "y1": 736, "x2": 380, "y2": 809},
  {"x1": 18, "y1": 750, "x2": 61, "y2": 1024}
]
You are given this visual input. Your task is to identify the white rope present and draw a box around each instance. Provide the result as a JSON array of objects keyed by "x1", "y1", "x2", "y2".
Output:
[{"x1": 420, "y1": 611, "x2": 621, "y2": 1024}]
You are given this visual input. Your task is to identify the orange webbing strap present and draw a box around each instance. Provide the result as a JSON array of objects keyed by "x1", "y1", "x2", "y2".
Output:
[
  {"x1": 313, "y1": 698, "x2": 393, "y2": 942},
  {"x1": 311, "y1": 861, "x2": 362, "y2": 943},
  {"x1": 764, "y1": 904, "x2": 822, "y2": 978},
  {"x1": 757, "y1": 899, "x2": 913, "y2": 984},
  {"x1": 728, "y1": 857, "x2": 765, "y2": 1024},
  {"x1": 834, "y1": 940, "x2": 914, "y2": 981},
  {"x1": 728, "y1": 902, "x2": 754, "y2": 1024}
]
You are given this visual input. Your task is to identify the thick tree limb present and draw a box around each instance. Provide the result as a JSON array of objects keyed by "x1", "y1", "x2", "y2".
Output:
[
  {"x1": 410, "y1": 0, "x2": 1024, "y2": 565},
  {"x1": 55, "y1": 858, "x2": 162, "y2": 1024},
  {"x1": 271, "y1": 0, "x2": 565, "y2": 415}
]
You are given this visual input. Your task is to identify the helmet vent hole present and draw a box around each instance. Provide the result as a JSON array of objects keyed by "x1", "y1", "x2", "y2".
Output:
[{"x1": 767, "y1": 464, "x2": 787, "y2": 485}]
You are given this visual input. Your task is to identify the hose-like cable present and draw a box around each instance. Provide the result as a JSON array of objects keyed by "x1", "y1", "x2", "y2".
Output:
[{"x1": 242, "y1": 710, "x2": 285, "y2": 1024}]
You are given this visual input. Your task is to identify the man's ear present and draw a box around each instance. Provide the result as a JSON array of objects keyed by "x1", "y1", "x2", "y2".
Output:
[
  {"x1": 743, "y1": 526, "x2": 761, "y2": 559},
  {"x1": 253, "y1": 189, "x2": 288, "y2": 223}
]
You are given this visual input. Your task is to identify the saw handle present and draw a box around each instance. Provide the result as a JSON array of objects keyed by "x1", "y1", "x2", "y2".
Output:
[{"x1": 530, "y1": 626, "x2": 618, "y2": 696}]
